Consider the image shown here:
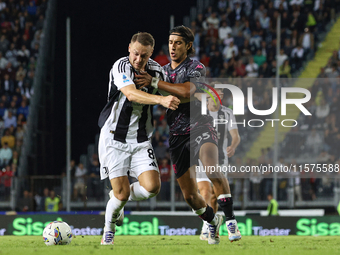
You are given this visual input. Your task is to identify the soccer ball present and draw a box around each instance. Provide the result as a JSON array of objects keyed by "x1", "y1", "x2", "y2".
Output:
[{"x1": 43, "y1": 221, "x2": 73, "y2": 246}]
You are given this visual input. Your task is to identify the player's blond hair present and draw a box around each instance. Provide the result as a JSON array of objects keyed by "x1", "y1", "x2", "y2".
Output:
[{"x1": 131, "y1": 32, "x2": 155, "y2": 48}]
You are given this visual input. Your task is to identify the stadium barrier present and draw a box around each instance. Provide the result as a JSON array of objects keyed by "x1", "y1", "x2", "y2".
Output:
[
  {"x1": 3, "y1": 175, "x2": 340, "y2": 211},
  {"x1": 0, "y1": 212, "x2": 339, "y2": 237}
]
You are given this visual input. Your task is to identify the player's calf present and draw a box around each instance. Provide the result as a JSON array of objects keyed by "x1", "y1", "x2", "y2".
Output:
[
  {"x1": 109, "y1": 190, "x2": 124, "y2": 226},
  {"x1": 217, "y1": 194, "x2": 235, "y2": 221}
]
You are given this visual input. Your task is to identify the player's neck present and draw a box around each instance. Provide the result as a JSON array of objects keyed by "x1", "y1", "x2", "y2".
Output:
[
  {"x1": 208, "y1": 104, "x2": 220, "y2": 112},
  {"x1": 171, "y1": 55, "x2": 188, "y2": 69},
  {"x1": 135, "y1": 67, "x2": 146, "y2": 73}
]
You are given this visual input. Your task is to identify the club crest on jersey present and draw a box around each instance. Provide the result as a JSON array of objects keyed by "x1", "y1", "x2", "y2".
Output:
[{"x1": 170, "y1": 73, "x2": 177, "y2": 82}]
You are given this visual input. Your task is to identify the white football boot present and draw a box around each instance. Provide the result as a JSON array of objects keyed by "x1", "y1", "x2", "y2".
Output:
[
  {"x1": 101, "y1": 226, "x2": 115, "y2": 245},
  {"x1": 226, "y1": 219, "x2": 242, "y2": 242},
  {"x1": 208, "y1": 214, "x2": 223, "y2": 244},
  {"x1": 199, "y1": 221, "x2": 209, "y2": 241}
]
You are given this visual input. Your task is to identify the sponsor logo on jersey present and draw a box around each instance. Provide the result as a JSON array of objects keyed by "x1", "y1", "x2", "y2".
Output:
[{"x1": 122, "y1": 74, "x2": 130, "y2": 83}]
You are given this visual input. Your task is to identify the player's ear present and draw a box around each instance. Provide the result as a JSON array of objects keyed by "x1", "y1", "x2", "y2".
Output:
[
  {"x1": 218, "y1": 89, "x2": 224, "y2": 99},
  {"x1": 128, "y1": 43, "x2": 131, "y2": 53},
  {"x1": 187, "y1": 42, "x2": 193, "y2": 51}
]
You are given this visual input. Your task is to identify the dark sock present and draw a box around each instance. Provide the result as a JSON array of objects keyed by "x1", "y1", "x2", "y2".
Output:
[
  {"x1": 198, "y1": 205, "x2": 215, "y2": 223},
  {"x1": 217, "y1": 196, "x2": 235, "y2": 221}
]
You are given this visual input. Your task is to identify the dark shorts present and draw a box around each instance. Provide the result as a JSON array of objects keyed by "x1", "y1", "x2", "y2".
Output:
[{"x1": 169, "y1": 124, "x2": 218, "y2": 179}]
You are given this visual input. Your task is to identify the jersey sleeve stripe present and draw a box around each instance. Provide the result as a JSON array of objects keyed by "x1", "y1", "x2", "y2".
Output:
[{"x1": 118, "y1": 58, "x2": 129, "y2": 73}]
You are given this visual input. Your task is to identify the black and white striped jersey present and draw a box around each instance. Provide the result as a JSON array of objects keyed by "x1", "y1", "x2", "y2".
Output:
[
  {"x1": 98, "y1": 56, "x2": 165, "y2": 143},
  {"x1": 207, "y1": 105, "x2": 237, "y2": 165}
]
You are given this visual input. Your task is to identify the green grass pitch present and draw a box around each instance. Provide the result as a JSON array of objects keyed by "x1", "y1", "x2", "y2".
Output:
[{"x1": 0, "y1": 236, "x2": 340, "y2": 255}]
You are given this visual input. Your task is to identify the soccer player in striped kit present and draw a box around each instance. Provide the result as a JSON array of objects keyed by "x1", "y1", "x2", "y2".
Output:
[
  {"x1": 98, "y1": 32, "x2": 180, "y2": 245},
  {"x1": 196, "y1": 86, "x2": 241, "y2": 241}
]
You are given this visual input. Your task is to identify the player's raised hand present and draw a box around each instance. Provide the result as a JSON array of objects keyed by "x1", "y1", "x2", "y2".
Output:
[
  {"x1": 134, "y1": 71, "x2": 152, "y2": 89},
  {"x1": 160, "y1": 95, "x2": 180, "y2": 110}
]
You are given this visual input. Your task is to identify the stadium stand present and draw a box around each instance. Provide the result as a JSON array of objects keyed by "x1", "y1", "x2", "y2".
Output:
[
  {"x1": 2, "y1": 0, "x2": 338, "y2": 211},
  {"x1": 0, "y1": 0, "x2": 48, "y2": 204},
  {"x1": 73, "y1": 0, "x2": 340, "y2": 211},
  {"x1": 246, "y1": 16, "x2": 340, "y2": 205}
]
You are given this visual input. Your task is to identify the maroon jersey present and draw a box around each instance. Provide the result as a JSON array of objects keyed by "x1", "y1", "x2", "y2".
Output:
[{"x1": 163, "y1": 57, "x2": 213, "y2": 135}]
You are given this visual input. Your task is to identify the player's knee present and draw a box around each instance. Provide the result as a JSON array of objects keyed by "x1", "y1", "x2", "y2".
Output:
[
  {"x1": 113, "y1": 188, "x2": 130, "y2": 201},
  {"x1": 114, "y1": 192, "x2": 129, "y2": 201},
  {"x1": 199, "y1": 189, "x2": 210, "y2": 199},
  {"x1": 143, "y1": 182, "x2": 160, "y2": 195}
]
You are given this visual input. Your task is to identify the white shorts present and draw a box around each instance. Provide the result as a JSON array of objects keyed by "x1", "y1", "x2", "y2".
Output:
[
  {"x1": 98, "y1": 132, "x2": 159, "y2": 180},
  {"x1": 196, "y1": 160, "x2": 228, "y2": 183},
  {"x1": 196, "y1": 160, "x2": 211, "y2": 183}
]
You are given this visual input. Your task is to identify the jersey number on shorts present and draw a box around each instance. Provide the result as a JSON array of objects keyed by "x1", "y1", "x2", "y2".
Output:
[
  {"x1": 148, "y1": 149, "x2": 155, "y2": 159},
  {"x1": 195, "y1": 132, "x2": 210, "y2": 145}
]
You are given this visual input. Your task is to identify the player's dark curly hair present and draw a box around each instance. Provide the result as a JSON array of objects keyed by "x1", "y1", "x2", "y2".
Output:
[
  {"x1": 169, "y1": 25, "x2": 195, "y2": 56},
  {"x1": 131, "y1": 32, "x2": 155, "y2": 48}
]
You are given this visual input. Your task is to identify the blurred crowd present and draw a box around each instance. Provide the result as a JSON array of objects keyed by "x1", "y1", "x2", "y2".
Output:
[
  {"x1": 150, "y1": 0, "x2": 340, "y2": 203},
  {"x1": 188, "y1": 0, "x2": 339, "y2": 78},
  {"x1": 3, "y1": 0, "x2": 340, "y2": 208},
  {"x1": 0, "y1": 0, "x2": 47, "y2": 201},
  {"x1": 16, "y1": 187, "x2": 62, "y2": 212}
]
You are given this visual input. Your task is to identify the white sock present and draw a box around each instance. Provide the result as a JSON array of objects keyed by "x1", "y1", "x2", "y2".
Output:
[
  {"x1": 193, "y1": 207, "x2": 206, "y2": 215},
  {"x1": 209, "y1": 215, "x2": 219, "y2": 226},
  {"x1": 128, "y1": 182, "x2": 156, "y2": 201},
  {"x1": 105, "y1": 194, "x2": 127, "y2": 231},
  {"x1": 193, "y1": 207, "x2": 218, "y2": 225},
  {"x1": 217, "y1": 194, "x2": 232, "y2": 200}
]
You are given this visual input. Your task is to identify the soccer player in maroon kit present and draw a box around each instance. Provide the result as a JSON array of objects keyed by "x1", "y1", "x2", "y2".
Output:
[{"x1": 135, "y1": 26, "x2": 241, "y2": 243}]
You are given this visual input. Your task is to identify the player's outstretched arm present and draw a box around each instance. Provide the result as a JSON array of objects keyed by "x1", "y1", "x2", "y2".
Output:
[
  {"x1": 120, "y1": 84, "x2": 180, "y2": 110},
  {"x1": 134, "y1": 72, "x2": 196, "y2": 99}
]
